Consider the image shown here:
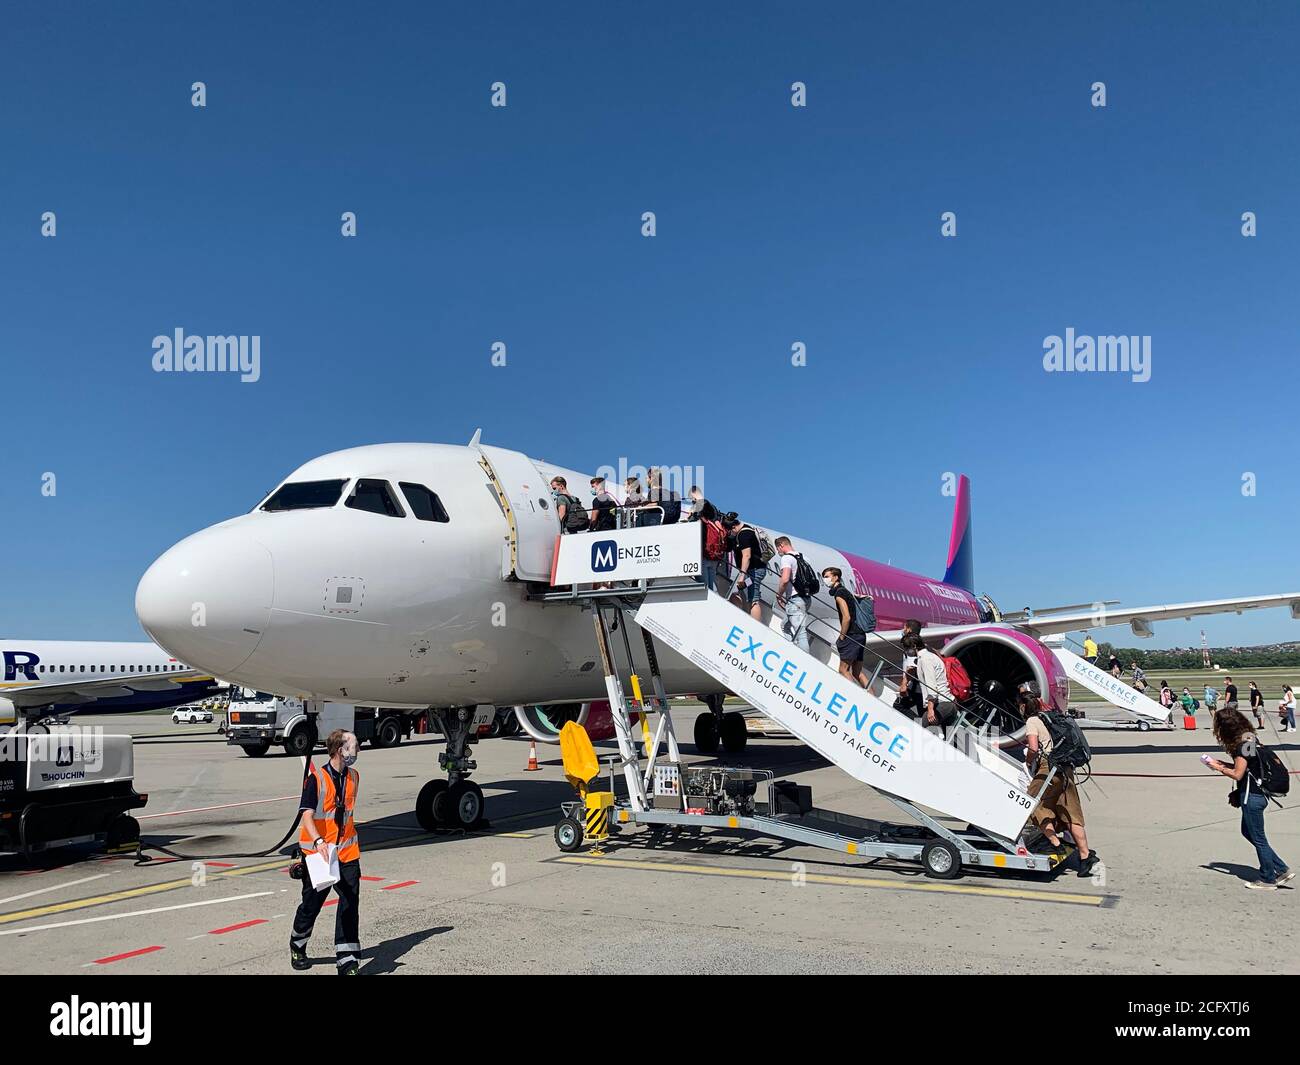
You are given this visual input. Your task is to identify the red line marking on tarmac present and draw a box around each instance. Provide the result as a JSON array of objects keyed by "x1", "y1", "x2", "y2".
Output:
[
  {"x1": 208, "y1": 919, "x2": 267, "y2": 935},
  {"x1": 93, "y1": 946, "x2": 163, "y2": 965},
  {"x1": 139, "y1": 795, "x2": 297, "y2": 820},
  {"x1": 360, "y1": 876, "x2": 385, "y2": 882},
  {"x1": 381, "y1": 880, "x2": 418, "y2": 891},
  {"x1": 206, "y1": 862, "x2": 235, "y2": 868},
  {"x1": 323, "y1": 899, "x2": 338, "y2": 908}
]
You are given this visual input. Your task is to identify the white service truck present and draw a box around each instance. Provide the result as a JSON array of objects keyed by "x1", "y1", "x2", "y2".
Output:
[{"x1": 225, "y1": 690, "x2": 414, "y2": 757}]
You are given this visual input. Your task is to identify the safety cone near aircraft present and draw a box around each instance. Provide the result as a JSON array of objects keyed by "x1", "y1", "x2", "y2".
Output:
[{"x1": 524, "y1": 739, "x2": 541, "y2": 772}]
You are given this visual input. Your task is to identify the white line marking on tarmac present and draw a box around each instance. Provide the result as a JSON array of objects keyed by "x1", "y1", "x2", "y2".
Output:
[
  {"x1": 0, "y1": 874, "x2": 111, "y2": 907},
  {"x1": 140, "y1": 795, "x2": 297, "y2": 819},
  {"x1": 2, "y1": 891, "x2": 275, "y2": 937}
]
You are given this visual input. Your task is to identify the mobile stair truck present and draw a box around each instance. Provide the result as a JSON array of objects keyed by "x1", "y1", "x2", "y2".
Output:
[{"x1": 537, "y1": 521, "x2": 1071, "y2": 880}]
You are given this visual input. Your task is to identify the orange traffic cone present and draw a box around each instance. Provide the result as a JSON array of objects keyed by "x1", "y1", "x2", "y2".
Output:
[{"x1": 524, "y1": 739, "x2": 541, "y2": 772}]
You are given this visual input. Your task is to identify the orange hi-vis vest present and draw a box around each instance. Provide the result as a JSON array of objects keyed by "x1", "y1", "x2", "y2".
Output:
[{"x1": 300, "y1": 763, "x2": 360, "y2": 863}]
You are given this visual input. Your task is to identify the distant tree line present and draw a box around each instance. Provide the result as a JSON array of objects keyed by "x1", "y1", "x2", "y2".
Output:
[{"x1": 1094, "y1": 641, "x2": 1300, "y2": 671}]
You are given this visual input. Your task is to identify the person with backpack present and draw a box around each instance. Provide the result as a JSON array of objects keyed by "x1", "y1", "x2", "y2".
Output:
[
  {"x1": 774, "y1": 537, "x2": 816, "y2": 653},
  {"x1": 549, "y1": 476, "x2": 589, "y2": 534},
  {"x1": 624, "y1": 475, "x2": 648, "y2": 526},
  {"x1": 823, "y1": 566, "x2": 866, "y2": 687},
  {"x1": 908, "y1": 635, "x2": 958, "y2": 732},
  {"x1": 1130, "y1": 662, "x2": 1147, "y2": 692},
  {"x1": 588, "y1": 476, "x2": 617, "y2": 532},
  {"x1": 723, "y1": 513, "x2": 766, "y2": 621},
  {"x1": 1206, "y1": 707, "x2": 1293, "y2": 890},
  {"x1": 687, "y1": 486, "x2": 720, "y2": 523},
  {"x1": 1021, "y1": 687, "x2": 1099, "y2": 878},
  {"x1": 1204, "y1": 684, "x2": 1219, "y2": 713}
]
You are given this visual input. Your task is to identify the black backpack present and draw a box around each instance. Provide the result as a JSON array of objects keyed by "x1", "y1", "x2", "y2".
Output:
[
  {"x1": 1041, "y1": 711, "x2": 1091, "y2": 770},
  {"x1": 560, "y1": 493, "x2": 588, "y2": 531},
  {"x1": 854, "y1": 593, "x2": 877, "y2": 634},
  {"x1": 1252, "y1": 742, "x2": 1291, "y2": 796},
  {"x1": 791, "y1": 553, "x2": 819, "y2": 598},
  {"x1": 660, "y1": 493, "x2": 681, "y2": 524}
]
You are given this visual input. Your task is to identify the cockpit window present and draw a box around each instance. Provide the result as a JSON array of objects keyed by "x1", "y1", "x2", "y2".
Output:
[
  {"x1": 346, "y1": 479, "x2": 406, "y2": 517},
  {"x1": 261, "y1": 479, "x2": 348, "y2": 512},
  {"x1": 399, "y1": 482, "x2": 451, "y2": 523}
]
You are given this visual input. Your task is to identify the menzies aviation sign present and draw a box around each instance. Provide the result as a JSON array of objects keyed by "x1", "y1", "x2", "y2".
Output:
[{"x1": 551, "y1": 523, "x2": 703, "y2": 585}]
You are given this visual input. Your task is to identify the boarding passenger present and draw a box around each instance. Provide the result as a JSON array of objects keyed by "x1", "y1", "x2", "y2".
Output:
[
  {"x1": 1159, "y1": 681, "x2": 1173, "y2": 710},
  {"x1": 1247, "y1": 680, "x2": 1265, "y2": 729},
  {"x1": 723, "y1": 513, "x2": 766, "y2": 622},
  {"x1": 1130, "y1": 662, "x2": 1147, "y2": 692},
  {"x1": 822, "y1": 567, "x2": 866, "y2": 687},
  {"x1": 774, "y1": 537, "x2": 813, "y2": 654},
  {"x1": 549, "y1": 476, "x2": 589, "y2": 534},
  {"x1": 1223, "y1": 676, "x2": 1241, "y2": 718},
  {"x1": 646, "y1": 467, "x2": 681, "y2": 524},
  {"x1": 291, "y1": 730, "x2": 363, "y2": 975},
  {"x1": 1206, "y1": 708, "x2": 1292, "y2": 890},
  {"x1": 1021, "y1": 692, "x2": 1099, "y2": 878},
  {"x1": 1107, "y1": 653, "x2": 1122, "y2": 678},
  {"x1": 1180, "y1": 687, "x2": 1197, "y2": 717},
  {"x1": 588, "y1": 476, "x2": 618, "y2": 532},
  {"x1": 1279, "y1": 686, "x2": 1296, "y2": 733},
  {"x1": 903, "y1": 618, "x2": 924, "y2": 640},
  {"x1": 687, "y1": 486, "x2": 720, "y2": 523},
  {"x1": 1205, "y1": 684, "x2": 1219, "y2": 713},
  {"x1": 624, "y1": 476, "x2": 647, "y2": 526},
  {"x1": 911, "y1": 635, "x2": 957, "y2": 731},
  {"x1": 1082, "y1": 634, "x2": 1099, "y2": 665}
]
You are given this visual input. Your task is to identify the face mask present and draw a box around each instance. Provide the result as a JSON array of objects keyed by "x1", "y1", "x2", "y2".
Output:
[
  {"x1": 341, "y1": 742, "x2": 358, "y2": 767},
  {"x1": 822, "y1": 578, "x2": 834, "y2": 589}
]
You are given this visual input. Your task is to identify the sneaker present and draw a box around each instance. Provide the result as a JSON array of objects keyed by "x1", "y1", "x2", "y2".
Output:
[
  {"x1": 290, "y1": 945, "x2": 310, "y2": 971},
  {"x1": 1244, "y1": 879, "x2": 1278, "y2": 891},
  {"x1": 1076, "y1": 853, "x2": 1100, "y2": 878},
  {"x1": 338, "y1": 961, "x2": 359, "y2": 975},
  {"x1": 1277, "y1": 871, "x2": 1295, "y2": 886}
]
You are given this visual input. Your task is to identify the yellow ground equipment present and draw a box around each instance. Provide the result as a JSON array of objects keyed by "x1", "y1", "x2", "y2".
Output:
[{"x1": 555, "y1": 721, "x2": 614, "y2": 853}]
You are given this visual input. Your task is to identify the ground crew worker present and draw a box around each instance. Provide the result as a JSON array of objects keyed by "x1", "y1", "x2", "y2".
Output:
[{"x1": 291, "y1": 729, "x2": 362, "y2": 975}]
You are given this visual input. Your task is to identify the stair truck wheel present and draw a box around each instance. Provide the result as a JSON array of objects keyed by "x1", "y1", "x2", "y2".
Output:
[
  {"x1": 105, "y1": 814, "x2": 140, "y2": 852},
  {"x1": 720, "y1": 712, "x2": 748, "y2": 753},
  {"x1": 447, "y1": 780, "x2": 485, "y2": 828},
  {"x1": 1137, "y1": 720, "x2": 1151, "y2": 733},
  {"x1": 554, "y1": 817, "x2": 584, "y2": 853},
  {"x1": 415, "y1": 779, "x2": 450, "y2": 832},
  {"x1": 243, "y1": 741, "x2": 271, "y2": 758},
  {"x1": 285, "y1": 724, "x2": 317, "y2": 758},
  {"x1": 921, "y1": 839, "x2": 962, "y2": 880},
  {"x1": 693, "y1": 712, "x2": 720, "y2": 754}
]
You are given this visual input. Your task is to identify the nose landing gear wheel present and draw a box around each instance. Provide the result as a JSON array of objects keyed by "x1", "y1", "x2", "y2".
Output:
[
  {"x1": 719, "y1": 712, "x2": 748, "y2": 753},
  {"x1": 921, "y1": 839, "x2": 962, "y2": 879},
  {"x1": 554, "y1": 817, "x2": 584, "y2": 852},
  {"x1": 415, "y1": 779, "x2": 450, "y2": 832},
  {"x1": 447, "y1": 780, "x2": 484, "y2": 828},
  {"x1": 693, "y1": 712, "x2": 720, "y2": 754}
]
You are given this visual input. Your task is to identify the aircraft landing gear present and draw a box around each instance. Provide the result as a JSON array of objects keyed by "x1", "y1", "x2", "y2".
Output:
[
  {"x1": 694, "y1": 693, "x2": 747, "y2": 755},
  {"x1": 416, "y1": 707, "x2": 486, "y2": 831}
]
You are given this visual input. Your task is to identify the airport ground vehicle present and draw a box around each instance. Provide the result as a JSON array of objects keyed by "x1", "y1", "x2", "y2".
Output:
[
  {"x1": 225, "y1": 690, "x2": 415, "y2": 757},
  {"x1": 172, "y1": 706, "x2": 213, "y2": 724},
  {"x1": 0, "y1": 727, "x2": 146, "y2": 856}
]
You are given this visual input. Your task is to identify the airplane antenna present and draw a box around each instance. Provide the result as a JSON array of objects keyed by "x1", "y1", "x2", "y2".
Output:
[{"x1": 468, "y1": 428, "x2": 482, "y2": 448}]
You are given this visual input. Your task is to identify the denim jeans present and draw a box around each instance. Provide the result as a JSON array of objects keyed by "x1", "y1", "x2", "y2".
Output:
[
  {"x1": 1286, "y1": 703, "x2": 1296, "y2": 729},
  {"x1": 1241, "y1": 790, "x2": 1288, "y2": 882},
  {"x1": 782, "y1": 595, "x2": 811, "y2": 653},
  {"x1": 701, "y1": 559, "x2": 718, "y2": 593}
]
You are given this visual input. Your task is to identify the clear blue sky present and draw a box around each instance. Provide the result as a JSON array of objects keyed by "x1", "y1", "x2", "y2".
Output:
[{"x1": 2, "y1": 2, "x2": 1298, "y2": 648}]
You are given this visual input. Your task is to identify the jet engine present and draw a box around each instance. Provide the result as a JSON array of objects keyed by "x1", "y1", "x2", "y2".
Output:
[
  {"x1": 512, "y1": 700, "x2": 639, "y2": 744},
  {"x1": 939, "y1": 625, "x2": 1070, "y2": 740}
]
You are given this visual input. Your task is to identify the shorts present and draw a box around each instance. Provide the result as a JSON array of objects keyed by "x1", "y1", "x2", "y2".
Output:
[
  {"x1": 836, "y1": 633, "x2": 865, "y2": 664},
  {"x1": 737, "y1": 568, "x2": 766, "y2": 605},
  {"x1": 1028, "y1": 768, "x2": 1084, "y2": 829}
]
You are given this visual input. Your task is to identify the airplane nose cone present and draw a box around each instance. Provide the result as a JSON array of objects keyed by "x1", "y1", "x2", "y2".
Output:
[{"x1": 136, "y1": 525, "x2": 274, "y2": 676}]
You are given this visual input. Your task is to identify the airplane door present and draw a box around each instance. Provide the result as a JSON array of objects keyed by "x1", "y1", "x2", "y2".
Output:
[{"x1": 476, "y1": 444, "x2": 560, "y2": 582}]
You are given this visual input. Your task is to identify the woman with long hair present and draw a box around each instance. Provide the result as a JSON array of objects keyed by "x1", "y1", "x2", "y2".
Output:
[
  {"x1": 1279, "y1": 685, "x2": 1296, "y2": 733},
  {"x1": 1206, "y1": 707, "x2": 1292, "y2": 890}
]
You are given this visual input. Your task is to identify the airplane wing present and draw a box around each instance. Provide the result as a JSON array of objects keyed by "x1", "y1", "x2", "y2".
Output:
[
  {"x1": 3, "y1": 669, "x2": 214, "y2": 713},
  {"x1": 1010, "y1": 593, "x2": 1300, "y2": 639}
]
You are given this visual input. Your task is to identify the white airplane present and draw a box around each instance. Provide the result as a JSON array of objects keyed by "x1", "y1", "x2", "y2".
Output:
[
  {"x1": 0, "y1": 640, "x2": 219, "y2": 726},
  {"x1": 133, "y1": 436, "x2": 1300, "y2": 830}
]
